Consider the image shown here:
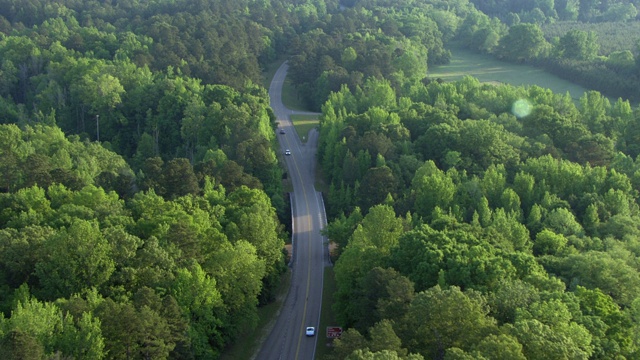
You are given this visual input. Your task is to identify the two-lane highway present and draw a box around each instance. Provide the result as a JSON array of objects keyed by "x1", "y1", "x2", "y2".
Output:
[{"x1": 255, "y1": 62, "x2": 328, "y2": 360}]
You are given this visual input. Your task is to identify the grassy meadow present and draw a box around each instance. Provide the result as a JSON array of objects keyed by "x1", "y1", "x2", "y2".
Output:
[
  {"x1": 281, "y1": 78, "x2": 310, "y2": 111},
  {"x1": 262, "y1": 59, "x2": 311, "y2": 111},
  {"x1": 261, "y1": 57, "x2": 285, "y2": 89},
  {"x1": 429, "y1": 47, "x2": 590, "y2": 102},
  {"x1": 290, "y1": 114, "x2": 319, "y2": 143}
]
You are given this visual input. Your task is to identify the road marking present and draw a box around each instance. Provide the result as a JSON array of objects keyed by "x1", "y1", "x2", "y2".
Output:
[
  {"x1": 271, "y1": 61, "x2": 320, "y2": 360},
  {"x1": 291, "y1": 139, "x2": 315, "y2": 360}
]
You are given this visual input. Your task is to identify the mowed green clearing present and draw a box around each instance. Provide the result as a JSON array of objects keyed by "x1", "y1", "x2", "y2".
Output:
[
  {"x1": 290, "y1": 114, "x2": 319, "y2": 143},
  {"x1": 429, "y1": 47, "x2": 590, "y2": 102}
]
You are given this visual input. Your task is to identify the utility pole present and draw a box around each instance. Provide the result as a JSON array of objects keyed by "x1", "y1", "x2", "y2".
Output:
[{"x1": 96, "y1": 114, "x2": 100, "y2": 141}]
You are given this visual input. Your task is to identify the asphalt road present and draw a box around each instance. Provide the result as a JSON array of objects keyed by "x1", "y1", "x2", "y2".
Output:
[{"x1": 254, "y1": 62, "x2": 328, "y2": 360}]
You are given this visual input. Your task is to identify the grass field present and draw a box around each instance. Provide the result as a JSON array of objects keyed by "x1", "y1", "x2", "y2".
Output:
[
  {"x1": 290, "y1": 114, "x2": 319, "y2": 143},
  {"x1": 281, "y1": 79, "x2": 310, "y2": 111},
  {"x1": 429, "y1": 47, "x2": 590, "y2": 102},
  {"x1": 262, "y1": 58, "x2": 313, "y2": 111}
]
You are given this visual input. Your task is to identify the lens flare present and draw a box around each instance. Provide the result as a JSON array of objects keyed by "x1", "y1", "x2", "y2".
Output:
[{"x1": 512, "y1": 99, "x2": 532, "y2": 118}]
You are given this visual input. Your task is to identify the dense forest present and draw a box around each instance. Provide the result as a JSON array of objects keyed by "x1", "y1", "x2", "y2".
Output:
[
  {"x1": 0, "y1": 124, "x2": 286, "y2": 358},
  {"x1": 469, "y1": 0, "x2": 640, "y2": 23},
  {"x1": 2, "y1": 0, "x2": 640, "y2": 359},
  {"x1": 459, "y1": 0, "x2": 640, "y2": 101},
  {"x1": 313, "y1": 1, "x2": 640, "y2": 360},
  {"x1": 0, "y1": 0, "x2": 320, "y2": 357}
]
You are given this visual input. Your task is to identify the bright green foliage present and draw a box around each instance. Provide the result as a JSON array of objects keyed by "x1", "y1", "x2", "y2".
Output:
[
  {"x1": 444, "y1": 347, "x2": 487, "y2": 360},
  {"x1": 400, "y1": 285, "x2": 498, "y2": 358},
  {"x1": 411, "y1": 161, "x2": 456, "y2": 219},
  {"x1": 35, "y1": 219, "x2": 115, "y2": 300},
  {"x1": 457, "y1": 120, "x2": 521, "y2": 171},
  {"x1": 390, "y1": 224, "x2": 520, "y2": 292},
  {"x1": 331, "y1": 328, "x2": 369, "y2": 360},
  {"x1": 54, "y1": 313, "x2": 105, "y2": 360},
  {"x1": 172, "y1": 263, "x2": 224, "y2": 358},
  {"x1": 500, "y1": 188, "x2": 522, "y2": 218},
  {"x1": 481, "y1": 165, "x2": 507, "y2": 207},
  {"x1": 346, "y1": 349, "x2": 425, "y2": 360},
  {"x1": 342, "y1": 47, "x2": 358, "y2": 68},
  {"x1": 392, "y1": 39, "x2": 429, "y2": 82},
  {"x1": 0, "y1": 121, "x2": 285, "y2": 356},
  {"x1": 579, "y1": 91, "x2": 611, "y2": 134},
  {"x1": 475, "y1": 334, "x2": 526, "y2": 360},
  {"x1": 288, "y1": 6, "x2": 449, "y2": 110},
  {"x1": 496, "y1": 23, "x2": 549, "y2": 62},
  {"x1": 574, "y1": 286, "x2": 637, "y2": 358},
  {"x1": 97, "y1": 299, "x2": 173, "y2": 359},
  {"x1": 224, "y1": 186, "x2": 284, "y2": 282},
  {"x1": 477, "y1": 196, "x2": 492, "y2": 227},
  {"x1": 3, "y1": 0, "x2": 640, "y2": 358},
  {"x1": 350, "y1": 267, "x2": 414, "y2": 333},
  {"x1": 533, "y1": 229, "x2": 568, "y2": 255},
  {"x1": 322, "y1": 208, "x2": 363, "y2": 258},
  {"x1": 0, "y1": 225, "x2": 54, "y2": 289},
  {"x1": 2, "y1": 298, "x2": 63, "y2": 351},
  {"x1": 0, "y1": 124, "x2": 133, "y2": 195},
  {"x1": 542, "y1": 208, "x2": 584, "y2": 237},
  {"x1": 368, "y1": 319, "x2": 407, "y2": 356},
  {"x1": 486, "y1": 209, "x2": 530, "y2": 252},
  {"x1": 0, "y1": 296, "x2": 104, "y2": 359},
  {"x1": 356, "y1": 79, "x2": 397, "y2": 112},
  {"x1": 557, "y1": 30, "x2": 600, "y2": 61},
  {"x1": 206, "y1": 239, "x2": 265, "y2": 339},
  {"x1": 488, "y1": 279, "x2": 541, "y2": 324},
  {"x1": 334, "y1": 241, "x2": 393, "y2": 327},
  {"x1": 508, "y1": 306, "x2": 594, "y2": 360},
  {"x1": 318, "y1": 49, "x2": 640, "y2": 359},
  {"x1": 350, "y1": 205, "x2": 404, "y2": 253}
]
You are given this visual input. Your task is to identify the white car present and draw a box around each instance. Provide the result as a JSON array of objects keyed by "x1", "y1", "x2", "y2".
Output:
[
  {"x1": 306, "y1": 327, "x2": 315, "y2": 336},
  {"x1": 285, "y1": 149, "x2": 291, "y2": 155}
]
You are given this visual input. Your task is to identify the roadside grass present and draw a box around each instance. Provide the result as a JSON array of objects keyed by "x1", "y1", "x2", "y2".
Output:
[
  {"x1": 316, "y1": 266, "x2": 338, "y2": 359},
  {"x1": 282, "y1": 170, "x2": 294, "y2": 193},
  {"x1": 281, "y1": 78, "x2": 310, "y2": 111},
  {"x1": 220, "y1": 270, "x2": 292, "y2": 360},
  {"x1": 291, "y1": 114, "x2": 319, "y2": 143},
  {"x1": 262, "y1": 57, "x2": 312, "y2": 111},
  {"x1": 261, "y1": 56, "x2": 287, "y2": 89},
  {"x1": 429, "y1": 47, "x2": 589, "y2": 102}
]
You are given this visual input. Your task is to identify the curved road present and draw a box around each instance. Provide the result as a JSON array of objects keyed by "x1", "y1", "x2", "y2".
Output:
[{"x1": 255, "y1": 62, "x2": 328, "y2": 360}]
